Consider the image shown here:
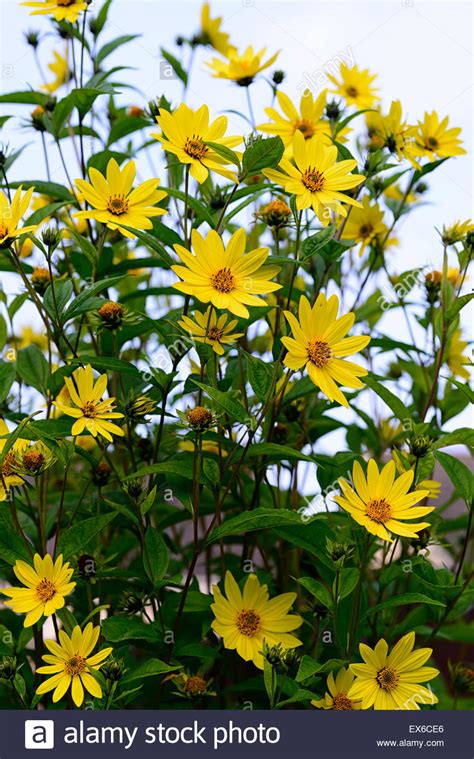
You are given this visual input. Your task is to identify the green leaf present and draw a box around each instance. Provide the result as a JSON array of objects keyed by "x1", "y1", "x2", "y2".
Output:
[
  {"x1": 160, "y1": 48, "x2": 187, "y2": 85},
  {"x1": 446, "y1": 292, "x2": 474, "y2": 322},
  {"x1": 123, "y1": 227, "x2": 173, "y2": 266},
  {"x1": 243, "y1": 351, "x2": 273, "y2": 397},
  {"x1": 25, "y1": 201, "x2": 66, "y2": 228},
  {"x1": 16, "y1": 345, "x2": 49, "y2": 394},
  {"x1": 96, "y1": 35, "x2": 139, "y2": 65},
  {"x1": 70, "y1": 355, "x2": 143, "y2": 380},
  {"x1": 124, "y1": 459, "x2": 208, "y2": 485},
  {"x1": 205, "y1": 141, "x2": 240, "y2": 167},
  {"x1": 7, "y1": 180, "x2": 75, "y2": 202},
  {"x1": 57, "y1": 512, "x2": 117, "y2": 558},
  {"x1": 434, "y1": 429, "x2": 474, "y2": 449},
  {"x1": 108, "y1": 116, "x2": 150, "y2": 146},
  {"x1": 241, "y1": 136, "x2": 284, "y2": 177},
  {"x1": 364, "y1": 376, "x2": 411, "y2": 424},
  {"x1": 0, "y1": 510, "x2": 31, "y2": 564},
  {"x1": 192, "y1": 381, "x2": 249, "y2": 424},
  {"x1": 336, "y1": 567, "x2": 359, "y2": 601},
  {"x1": 413, "y1": 157, "x2": 448, "y2": 182},
  {"x1": 0, "y1": 361, "x2": 15, "y2": 403},
  {"x1": 0, "y1": 91, "x2": 48, "y2": 105},
  {"x1": 43, "y1": 280, "x2": 74, "y2": 321},
  {"x1": 121, "y1": 658, "x2": 181, "y2": 686},
  {"x1": 68, "y1": 228, "x2": 97, "y2": 267},
  {"x1": 301, "y1": 225, "x2": 336, "y2": 259},
  {"x1": 206, "y1": 507, "x2": 305, "y2": 544},
  {"x1": 363, "y1": 593, "x2": 445, "y2": 618},
  {"x1": 435, "y1": 450, "x2": 473, "y2": 507},
  {"x1": 143, "y1": 527, "x2": 169, "y2": 586},
  {"x1": 297, "y1": 577, "x2": 332, "y2": 608},
  {"x1": 61, "y1": 275, "x2": 125, "y2": 323},
  {"x1": 295, "y1": 656, "x2": 344, "y2": 683},
  {"x1": 101, "y1": 616, "x2": 160, "y2": 643},
  {"x1": 246, "y1": 442, "x2": 316, "y2": 464}
]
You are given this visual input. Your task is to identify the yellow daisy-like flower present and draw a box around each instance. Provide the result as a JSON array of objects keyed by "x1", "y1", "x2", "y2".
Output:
[
  {"x1": 73, "y1": 159, "x2": 166, "y2": 239},
  {"x1": 18, "y1": 326, "x2": 49, "y2": 351},
  {"x1": 0, "y1": 419, "x2": 28, "y2": 500},
  {"x1": 348, "y1": 632, "x2": 439, "y2": 710},
  {"x1": 36, "y1": 623, "x2": 112, "y2": 707},
  {"x1": 369, "y1": 100, "x2": 418, "y2": 166},
  {"x1": 54, "y1": 364, "x2": 125, "y2": 442},
  {"x1": 179, "y1": 306, "x2": 244, "y2": 355},
  {"x1": 446, "y1": 328, "x2": 470, "y2": 380},
  {"x1": 172, "y1": 228, "x2": 281, "y2": 319},
  {"x1": 311, "y1": 667, "x2": 363, "y2": 710},
  {"x1": 327, "y1": 63, "x2": 379, "y2": 109},
  {"x1": 42, "y1": 49, "x2": 69, "y2": 94},
  {"x1": 211, "y1": 571, "x2": 302, "y2": 669},
  {"x1": 200, "y1": 2, "x2": 235, "y2": 55},
  {"x1": 383, "y1": 183, "x2": 417, "y2": 204},
  {"x1": 441, "y1": 219, "x2": 473, "y2": 246},
  {"x1": 412, "y1": 112, "x2": 465, "y2": 161},
  {"x1": 282, "y1": 293, "x2": 370, "y2": 407},
  {"x1": 340, "y1": 195, "x2": 388, "y2": 255},
  {"x1": 22, "y1": 0, "x2": 86, "y2": 22},
  {"x1": 152, "y1": 103, "x2": 242, "y2": 184},
  {"x1": 258, "y1": 90, "x2": 333, "y2": 152},
  {"x1": 2, "y1": 554, "x2": 76, "y2": 628},
  {"x1": 335, "y1": 459, "x2": 433, "y2": 542},
  {"x1": 206, "y1": 45, "x2": 279, "y2": 86},
  {"x1": 0, "y1": 187, "x2": 36, "y2": 248},
  {"x1": 263, "y1": 131, "x2": 364, "y2": 225}
]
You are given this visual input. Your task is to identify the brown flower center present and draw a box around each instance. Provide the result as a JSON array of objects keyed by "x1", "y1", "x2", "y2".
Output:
[
  {"x1": 22, "y1": 451, "x2": 45, "y2": 473},
  {"x1": 376, "y1": 666, "x2": 399, "y2": 691},
  {"x1": 366, "y1": 498, "x2": 392, "y2": 523},
  {"x1": 1, "y1": 451, "x2": 16, "y2": 478},
  {"x1": 82, "y1": 401, "x2": 98, "y2": 418},
  {"x1": 294, "y1": 119, "x2": 316, "y2": 139},
  {"x1": 210, "y1": 268, "x2": 235, "y2": 293},
  {"x1": 65, "y1": 655, "x2": 87, "y2": 676},
  {"x1": 346, "y1": 86, "x2": 358, "y2": 98},
  {"x1": 302, "y1": 167, "x2": 324, "y2": 193},
  {"x1": 333, "y1": 692, "x2": 354, "y2": 710},
  {"x1": 187, "y1": 406, "x2": 212, "y2": 428},
  {"x1": 184, "y1": 675, "x2": 207, "y2": 695},
  {"x1": 426, "y1": 136, "x2": 439, "y2": 149},
  {"x1": 184, "y1": 135, "x2": 208, "y2": 160},
  {"x1": 57, "y1": 0, "x2": 74, "y2": 5},
  {"x1": 36, "y1": 578, "x2": 56, "y2": 603},
  {"x1": 207, "y1": 326, "x2": 224, "y2": 341},
  {"x1": 236, "y1": 609, "x2": 261, "y2": 637},
  {"x1": 107, "y1": 195, "x2": 129, "y2": 215},
  {"x1": 359, "y1": 223, "x2": 374, "y2": 238},
  {"x1": 307, "y1": 339, "x2": 331, "y2": 367}
]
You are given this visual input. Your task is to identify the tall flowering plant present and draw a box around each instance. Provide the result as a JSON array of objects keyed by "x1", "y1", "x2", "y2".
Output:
[{"x1": 0, "y1": 0, "x2": 471, "y2": 711}]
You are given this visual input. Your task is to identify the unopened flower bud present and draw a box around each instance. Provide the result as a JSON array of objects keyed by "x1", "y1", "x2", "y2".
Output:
[
  {"x1": 98, "y1": 301, "x2": 124, "y2": 330},
  {"x1": 92, "y1": 461, "x2": 111, "y2": 487},
  {"x1": 30, "y1": 266, "x2": 51, "y2": 295},
  {"x1": 186, "y1": 406, "x2": 213, "y2": 431}
]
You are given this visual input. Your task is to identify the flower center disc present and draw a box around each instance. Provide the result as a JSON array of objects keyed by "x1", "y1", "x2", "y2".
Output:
[
  {"x1": 307, "y1": 339, "x2": 331, "y2": 367},
  {"x1": 210, "y1": 268, "x2": 235, "y2": 293},
  {"x1": 333, "y1": 692, "x2": 354, "y2": 710},
  {"x1": 346, "y1": 86, "x2": 358, "y2": 97},
  {"x1": 295, "y1": 119, "x2": 316, "y2": 139},
  {"x1": 36, "y1": 578, "x2": 56, "y2": 602},
  {"x1": 376, "y1": 666, "x2": 399, "y2": 691},
  {"x1": 65, "y1": 654, "x2": 87, "y2": 676},
  {"x1": 57, "y1": 0, "x2": 74, "y2": 5},
  {"x1": 302, "y1": 167, "x2": 324, "y2": 192},
  {"x1": 1, "y1": 451, "x2": 16, "y2": 477},
  {"x1": 207, "y1": 326, "x2": 224, "y2": 341},
  {"x1": 359, "y1": 223, "x2": 374, "y2": 238},
  {"x1": 427, "y1": 136, "x2": 439, "y2": 149},
  {"x1": 107, "y1": 195, "x2": 129, "y2": 215},
  {"x1": 366, "y1": 498, "x2": 392, "y2": 523},
  {"x1": 82, "y1": 401, "x2": 98, "y2": 418},
  {"x1": 184, "y1": 135, "x2": 208, "y2": 159},
  {"x1": 236, "y1": 609, "x2": 261, "y2": 637}
]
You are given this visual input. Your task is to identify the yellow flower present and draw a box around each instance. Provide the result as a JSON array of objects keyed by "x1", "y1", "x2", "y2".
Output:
[
  {"x1": 383, "y1": 184, "x2": 417, "y2": 204},
  {"x1": 441, "y1": 219, "x2": 473, "y2": 246},
  {"x1": 179, "y1": 439, "x2": 228, "y2": 456},
  {"x1": 258, "y1": 90, "x2": 333, "y2": 153},
  {"x1": 206, "y1": 46, "x2": 279, "y2": 86},
  {"x1": 412, "y1": 112, "x2": 465, "y2": 161},
  {"x1": 327, "y1": 63, "x2": 379, "y2": 109},
  {"x1": 42, "y1": 50, "x2": 69, "y2": 94},
  {"x1": 348, "y1": 632, "x2": 439, "y2": 710},
  {"x1": 152, "y1": 103, "x2": 242, "y2": 184},
  {"x1": 18, "y1": 326, "x2": 48, "y2": 351},
  {"x1": 263, "y1": 131, "x2": 364, "y2": 225},
  {"x1": 54, "y1": 365, "x2": 125, "y2": 442},
  {"x1": 446, "y1": 328, "x2": 470, "y2": 380},
  {"x1": 2, "y1": 554, "x2": 76, "y2": 627},
  {"x1": 0, "y1": 419, "x2": 28, "y2": 500},
  {"x1": 36, "y1": 623, "x2": 112, "y2": 707},
  {"x1": 211, "y1": 571, "x2": 302, "y2": 669},
  {"x1": 282, "y1": 294, "x2": 370, "y2": 407},
  {"x1": 419, "y1": 480, "x2": 441, "y2": 499},
  {"x1": 391, "y1": 449, "x2": 438, "y2": 498},
  {"x1": 200, "y1": 2, "x2": 235, "y2": 55},
  {"x1": 179, "y1": 307, "x2": 244, "y2": 355},
  {"x1": 22, "y1": 0, "x2": 87, "y2": 22},
  {"x1": 74, "y1": 159, "x2": 166, "y2": 239},
  {"x1": 340, "y1": 195, "x2": 388, "y2": 255},
  {"x1": 311, "y1": 667, "x2": 363, "y2": 710},
  {"x1": 335, "y1": 459, "x2": 433, "y2": 542},
  {"x1": 369, "y1": 101, "x2": 418, "y2": 166},
  {"x1": 0, "y1": 187, "x2": 36, "y2": 247},
  {"x1": 19, "y1": 237, "x2": 34, "y2": 258},
  {"x1": 172, "y1": 228, "x2": 281, "y2": 319}
]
